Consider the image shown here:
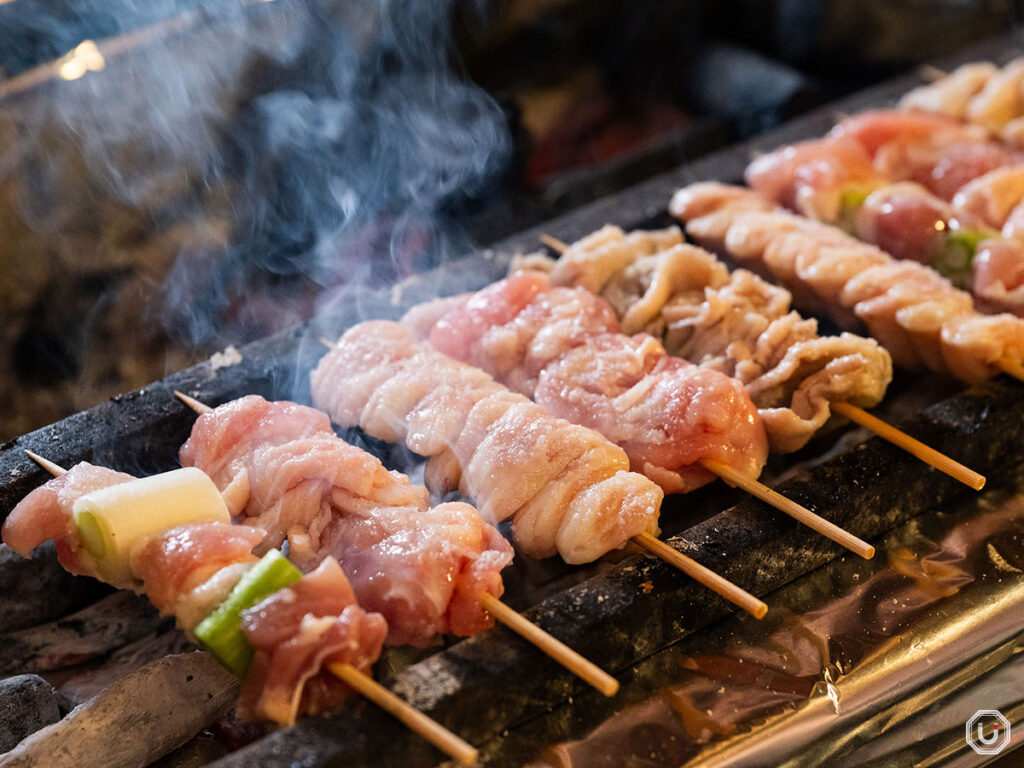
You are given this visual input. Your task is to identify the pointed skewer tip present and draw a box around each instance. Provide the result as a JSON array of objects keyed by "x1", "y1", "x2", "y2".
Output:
[
  {"x1": 539, "y1": 234, "x2": 570, "y2": 254},
  {"x1": 25, "y1": 450, "x2": 68, "y2": 477},
  {"x1": 173, "y1": 390, "x2": 212, "y2": 415}
]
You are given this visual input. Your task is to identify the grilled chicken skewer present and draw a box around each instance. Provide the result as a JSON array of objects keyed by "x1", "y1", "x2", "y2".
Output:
[
  {"x1": 532, "y1": 231, "x2": 984, "y2": 490},
  {"x1": 314, "y1": 319, "x2": 861, "y2": 599},
  {"x1": 741, "y1": 110, "x2": 1024, "y2": 315},
  {"x1": 399, "y1": 269, "x2": 878, "y2": 559},
  {"x1": 901, "y1": 59, "x2": 1024, "y2": 143},
  {"x1": 671, "y1": 182, "x2": 1024, "y2": 385},
  {"x1": 8, "y1": 453, "x2": 477, "y2": 765},
  {"x1": 173, "y1": 391, "x2": 619, "y2": 696}
]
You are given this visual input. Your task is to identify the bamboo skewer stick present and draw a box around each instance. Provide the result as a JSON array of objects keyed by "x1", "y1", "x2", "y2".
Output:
[
  {"x1": 302, "y1": 343, "x2": 768, "y2": 620},
  {"x1": 999, "y1": 356, "x2": 1024, "y2": 383},
  {"x1": 327, "y1": 663, "x2": 478, "y2": 765},
  {"x1": 478, "y1": 594, "x2": 619, "y2": 696},
  {"x1": 631, "y1": 532, "x2": 767, "y2": 618},
  {"x1": 541, "y1": 233, "x2": 987, "y2": 491},
  {"x1": 831, "y1": 402, "x2": 984, "y2": 490},
  {"x1": 699, "y1": 457, "x2": 874, "y2": 559},
  {"x1": 918, "y1": 64, "x2": 949, "y2": 83},
  {"x1": 174, "y1": 391, "x2": 623, "y2": 693},
  {"x1": 25, "y1": 450, "x2": 479, "y2": 766}
]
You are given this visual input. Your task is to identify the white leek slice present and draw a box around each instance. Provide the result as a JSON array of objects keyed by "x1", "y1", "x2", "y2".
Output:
[{"x1": 72, "y1": 467, "x2": 230, "y2": 585}]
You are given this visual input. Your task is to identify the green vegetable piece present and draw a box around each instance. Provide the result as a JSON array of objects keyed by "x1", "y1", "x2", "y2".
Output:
[
  {"x1": 836, "y1": 185, "x2": 874, "y2": 234},
  {"x1": 934, "y1": 227, "x2": 995, "y2": 289},
  {"x1": 194, "y1": 549, "x2": 302, "y2": 677}
]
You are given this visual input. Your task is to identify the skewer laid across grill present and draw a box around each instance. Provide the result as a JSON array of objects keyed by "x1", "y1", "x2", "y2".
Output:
[
  {"x1": 173, "y1": 391, "x2": 623, "y2": 695},
  {"x1": 21, "y1": 450, "x2": 479, "y2": 766},
  {"x1": 538, "y1": 233, "x2": 987, "y2": 491}
]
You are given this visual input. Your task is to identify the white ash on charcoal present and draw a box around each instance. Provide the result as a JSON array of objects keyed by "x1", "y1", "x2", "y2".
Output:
[
  {"x1": 49, "y1": 630, "x2": 193, "y2": 707},
  {"x1": 0, "y1": 543, "x2": 109, "y2": 632},
  {"x1": 0, "y1": 675, "x2": 62, "y2": 754},
  {"x1": 0, "y1": 592, "x2": 170, "y2": 676},
  {"x1": 0, "y1": 652, "x2": 237, "y2": 768}
]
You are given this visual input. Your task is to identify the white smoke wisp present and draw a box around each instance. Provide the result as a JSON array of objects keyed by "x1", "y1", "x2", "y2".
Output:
[{"x1": 2, "y1": 0, "x2": 511, "y2": 350}]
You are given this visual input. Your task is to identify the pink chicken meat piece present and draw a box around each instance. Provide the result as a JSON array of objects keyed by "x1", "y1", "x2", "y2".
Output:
[
  {"x1": 2, "y1": 463, "x2": 133, "y2": 582},
  {"x1": 3, "y1": 470, "x2": 385, "y2": 726},
  {"x1": 238, "y1": 556, "x2": 387, "y2": 725},
  {"x1": 180, "y1": 395, "x2": 513, "y2": 646},
  {"x1": 418, "y1": 270, "x2": 768, "y2": 493},
  {"x1": 311, "y1": 321, "x2": 664, "y2": 563}
]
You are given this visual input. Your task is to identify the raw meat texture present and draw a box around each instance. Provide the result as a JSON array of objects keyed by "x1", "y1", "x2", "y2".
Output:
[
  {"x1": 180, "y1": 395, "x2": 426, "y2": 547},
  {"x1": 2, "y1": 463, "x2": 132, "y2": 582},
  {"x1": 533, "y1": 216, "x2": 892, "y2": 452},
  {"x1": 673, "y1": 182, "x2": 1024, "y2": 380},
  {"x1": 952, "y1": 164, "x2": 1024, "y2": 230},
  {"x1": 417, "y1": 269, "x2": 768, "y2": 484},
  {"x1": 964, "y1": 58, "x2": 1024, "y2": 132},
  {"x1": 829, "y1": 109, "x2": 985, "y2": 157},
  {"x1": 873, "y1": 137, "x2": 1020, "y2": 201},
  {"x1": 311, "y1": 321, "x2": 663, "y2": 563},
  {"x1": 238, "y1": 556, "x2": 387, "y2": 725},
  {"x1": 855, "y1": 183, "x2": 957, "y2": 263},
  {"x1": 182, "y1": 395, "x2": 512, "y2": 645},
  {"x1": 428, "y1": 270, "x2": 619, "y2": 395},
  {"x1": 535, "y1": 333, "x2": 768, "y2": 491},
  {"x1": 973, "y1": 239, "x2": 1024, "y2": 316},
  {"x1": 900, "y1": 63, "x2": 997, "y2": 119},
  {"x1": 314, "y1": 501, "x2": 511, "y2": 645},
  {"x1": 130, "y1": 524, "x2": 264, "y2": 620},
  {"x1": 744, "y1": 134, "x2": 883, "y2": 220},
  {"x1": 4, "y1": 462, "x2": 389, "y2": 728}
]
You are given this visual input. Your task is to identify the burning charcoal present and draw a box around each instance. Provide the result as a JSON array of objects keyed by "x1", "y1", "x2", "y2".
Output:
[
  {"x1": 0, "y1": 675, "x2": 61, "y2": 754},
  {"x1": 0, "y1": 543, "x2": 110, "y2": 632},
  {"x1": 0, "y1": 652, "x2": 237, "y2": 768},
  {"x1": 0, "y1": 592, "x2": 170, "y2": 676},
  {"x1": 148, "y1": 733, "x2": 228, "y2": 768},
  {"x1": 55, "y1": 630, "x2": 194, "y2": 707}
]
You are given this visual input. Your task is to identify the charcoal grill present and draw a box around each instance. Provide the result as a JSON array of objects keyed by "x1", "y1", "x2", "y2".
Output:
[{"x1": 1, "y1": 32, "x2": 1024, "y2": 768}]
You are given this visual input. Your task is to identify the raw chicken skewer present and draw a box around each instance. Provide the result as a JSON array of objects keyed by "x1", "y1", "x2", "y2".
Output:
[
  {"x1": 299, "y1": 356, "x2": 770, "y2": 618},
  {"x1": 315, "y1": 320, "x2": 868, "y2": 572},
  {"x1": 741, "y1": 110, "x2": 1024, "y2": 315},
  {"x1": 14, "y1": 451, "x2": 477, "y2": 765},
  {"x1": 671, "y1": 182, "x2": 1024, "y2": 385},
  {"x1": 535, "y1": 232, "x2": 985, "y2": 490},
  {"x1": 901, "y1": 59, "x2": 1024, "y2": 143},
  {"x1": 400, "y1": 271, "x2": 878, "y2": 559},
  {"x1": 173, "y1": 391, "x2": 620, "y2": 696}
]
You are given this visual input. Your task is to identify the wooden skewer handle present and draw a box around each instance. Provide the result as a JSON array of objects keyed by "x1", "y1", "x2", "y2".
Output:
[
  {"x1": 700, "y1": 458, "x2": 875, "y2": 560},
  {"x1": 479, "y1": 593, "x2": 619, "y2": 696},
  {"x1": 328, "y1": 663, "x2": 478, "y2": 766},
  {"x1": 632, "y1": 532, "x2": 767, "y2": 619},
  {"x1": 832, "y1": 402, "x2": 985, "y2": 491}
]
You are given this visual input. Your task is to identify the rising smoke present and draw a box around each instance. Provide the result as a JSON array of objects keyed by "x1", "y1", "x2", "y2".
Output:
[{"x1": 3, "y1": 0, "x2": 510, "y2": 343}]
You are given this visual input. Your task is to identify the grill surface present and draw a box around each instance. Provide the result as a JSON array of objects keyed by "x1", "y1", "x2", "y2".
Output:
[{"x1": 1, "y1": 32, "x2": 1024, "y2": 768}]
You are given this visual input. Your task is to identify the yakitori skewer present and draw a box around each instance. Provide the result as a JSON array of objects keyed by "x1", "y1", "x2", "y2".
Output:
[
  {"x1": 398, "y1": 267, "x2": 876, "y2": 561},
  {"x1": 541, "y1": 233, "x2": 986, "y2": 492},
  {"x1": 174, "y1": 391, "x2": 622, "y2": 695},
  {"x1": 306, "y1": 335, "x2": 772, "y2": 617},
  {"x1": 23, "y1": 450, "x2": 479, "y2": 766}
]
